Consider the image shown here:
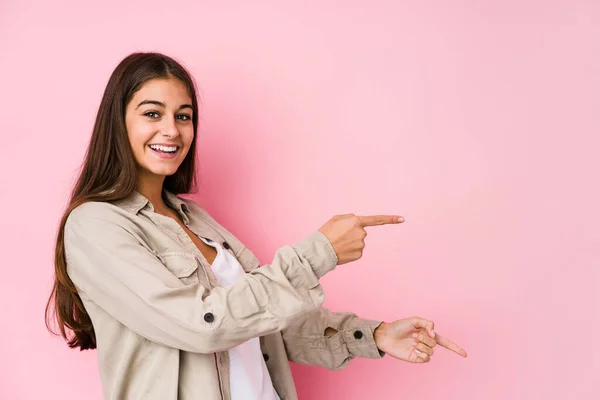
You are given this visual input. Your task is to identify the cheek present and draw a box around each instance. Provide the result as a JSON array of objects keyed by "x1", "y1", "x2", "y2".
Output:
[
  {"x1": 127, "y1": 120, "x2": 155, "y2": 149},
  {"x1": 181, "y1": 126, "x2": 195, "y2": 148}
]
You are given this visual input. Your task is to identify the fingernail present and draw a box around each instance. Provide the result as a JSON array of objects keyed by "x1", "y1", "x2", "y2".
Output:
[
  {"x1": 430, "y1": 330, "x2": 435, "y2": 338},
  {"x1": 398, "y1": 217, "x2": 405, "y2": 223}
]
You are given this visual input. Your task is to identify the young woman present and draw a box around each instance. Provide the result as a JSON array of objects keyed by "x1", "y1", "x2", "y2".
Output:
[{"x1": 46, "y1": 52, "x2": 467, "y2": 400}]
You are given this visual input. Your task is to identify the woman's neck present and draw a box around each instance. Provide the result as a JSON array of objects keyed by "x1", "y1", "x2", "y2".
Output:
[{"x1": 136, "y1": 173, "x2": 170, "y2": 214}]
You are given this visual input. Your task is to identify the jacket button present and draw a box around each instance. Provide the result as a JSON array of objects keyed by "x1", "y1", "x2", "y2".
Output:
[
  {"x1": 204, "y1": 313, "x2": 215, "y2": 323},
  {"x1": 353, "y1": 330, "x2": 363, "y2": 339},
  {"x1": 263, "y1": 353, "x2": 269, "y2": 362},
  {"x1": 222, "y1": 242, "x2": 231, "y2": 250}
]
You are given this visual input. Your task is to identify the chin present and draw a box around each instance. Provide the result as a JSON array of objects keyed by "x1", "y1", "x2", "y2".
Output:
[
  {"x1": 143, "y1": 164, "x2": 181, "y2": 177},
  {"x1": 153, "y1": 168, "x2": 179, "y2": 177}
]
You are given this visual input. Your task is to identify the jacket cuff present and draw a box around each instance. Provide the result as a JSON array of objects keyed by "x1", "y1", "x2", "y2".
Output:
[
  {"x1": 343, "y1": 319, "x2": 386, "y2": 359},
  {"x1": 293, "y1": 231, "x2": 338, "y2": 279}
]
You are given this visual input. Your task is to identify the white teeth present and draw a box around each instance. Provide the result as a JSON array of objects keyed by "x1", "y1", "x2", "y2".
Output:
[{"x1": 150, "y1": 144, "x2": 178, "y2": 152}]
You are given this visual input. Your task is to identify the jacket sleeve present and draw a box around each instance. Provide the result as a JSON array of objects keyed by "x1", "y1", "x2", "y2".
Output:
[
  {"x1": 64, "y1": 202, "x2": 338, "y2": 354},
  {"x1": 281, "y1": 307, "x2": 385, "y2": 370}
]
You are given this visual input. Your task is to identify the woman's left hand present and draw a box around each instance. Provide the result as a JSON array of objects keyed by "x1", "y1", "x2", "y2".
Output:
[{"x1": 373, "y1": 316, "x2": 468, "y2": 363}]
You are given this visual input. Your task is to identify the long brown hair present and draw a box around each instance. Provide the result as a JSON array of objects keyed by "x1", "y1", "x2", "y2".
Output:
[{"x1": 45, "y1": 52, "x2": 200, "y2": 350}]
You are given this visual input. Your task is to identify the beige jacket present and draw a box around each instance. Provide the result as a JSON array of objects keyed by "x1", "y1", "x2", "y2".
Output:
[{"x1": 64, "y1": 190, "x2": 384, "y2": 400}]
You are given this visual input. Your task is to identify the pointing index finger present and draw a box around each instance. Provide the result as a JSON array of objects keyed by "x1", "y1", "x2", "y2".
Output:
[
  {"x1": 435, "y1": 333, "x2": 468, "y2": 358},
  {"x1": 358, "y1": 215, "x2": 405, "y2": 227}
]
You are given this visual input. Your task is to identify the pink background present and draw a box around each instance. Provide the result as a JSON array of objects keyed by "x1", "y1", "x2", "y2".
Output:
[{"x1": 1, "y1": 1, "x2": 599, "y2": 399}]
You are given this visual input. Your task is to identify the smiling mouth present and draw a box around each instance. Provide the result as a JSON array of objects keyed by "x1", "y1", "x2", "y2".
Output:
[{"x1": 148, "y1": 144, "x2": 180, "y2": 155}]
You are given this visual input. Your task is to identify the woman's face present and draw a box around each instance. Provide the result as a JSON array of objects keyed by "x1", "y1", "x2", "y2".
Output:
[{"x1": 125, "y1": 77, "x2": 194, "y2": 180}]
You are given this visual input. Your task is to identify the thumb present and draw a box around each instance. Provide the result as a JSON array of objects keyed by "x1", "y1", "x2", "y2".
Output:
[{"x1": 411, "y1": 317, "x2": 435, "y2": 338}]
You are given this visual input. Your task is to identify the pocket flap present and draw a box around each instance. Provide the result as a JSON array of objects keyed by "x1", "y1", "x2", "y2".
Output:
[{"x1": 158, "y1": 252, "x2": 198, "y2": 278}]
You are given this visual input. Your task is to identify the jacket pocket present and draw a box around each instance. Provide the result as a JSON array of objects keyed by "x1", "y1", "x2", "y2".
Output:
[{"x1": 157, "y1": 251, "x2": 200, "y2": 285}]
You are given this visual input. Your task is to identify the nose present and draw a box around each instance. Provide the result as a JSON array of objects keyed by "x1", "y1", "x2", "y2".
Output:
[{"x1": 160, "y1": 116, "x2": 180, "y2": 139}]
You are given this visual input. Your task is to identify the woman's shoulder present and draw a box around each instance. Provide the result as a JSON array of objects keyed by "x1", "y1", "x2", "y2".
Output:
[
  {"x1": 65, "y1": 201, "x2": 136, "y2": 237},
  {"x1": 69, "y1": 200, "x2": 130, "y2": 221}
]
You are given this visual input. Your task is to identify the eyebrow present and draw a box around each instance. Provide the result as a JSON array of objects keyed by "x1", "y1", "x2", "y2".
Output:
[{"x1": 136, "y1": 100, "x2": 193, "y2": 111}]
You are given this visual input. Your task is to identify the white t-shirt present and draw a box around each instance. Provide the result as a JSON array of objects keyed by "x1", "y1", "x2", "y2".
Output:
[{"x1": 199, "y1": 237, "x2": 280, "y2": 400}]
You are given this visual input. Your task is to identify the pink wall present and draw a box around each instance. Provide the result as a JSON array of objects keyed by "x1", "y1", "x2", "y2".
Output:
[{"x1": 1, "y1": 1, "x2": 598, "y2": 399}]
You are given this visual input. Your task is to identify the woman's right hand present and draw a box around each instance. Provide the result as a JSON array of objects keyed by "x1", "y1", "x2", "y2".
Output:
[{"x1": 318, "y1": 214, "x2": 405, "y2": 265}]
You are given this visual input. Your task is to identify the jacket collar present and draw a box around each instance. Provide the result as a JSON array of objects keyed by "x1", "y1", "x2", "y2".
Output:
[{"x1": 114, "y1": 189, "x2": 189, "y2": 215}]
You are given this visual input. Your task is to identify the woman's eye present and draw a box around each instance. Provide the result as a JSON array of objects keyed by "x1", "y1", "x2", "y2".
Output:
[
  {"x1": 144, "y1": 111, "x2": 160, "y2": 119},
  {"x1": 177, "y1": 114, "x2": 191, "y2": 121}
]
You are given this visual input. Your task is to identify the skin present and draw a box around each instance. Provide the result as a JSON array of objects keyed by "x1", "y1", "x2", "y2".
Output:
[
  {"x1": 125, "y1": 77, "x2": 194, "y2": 209},
  {"x1": 124, "y1": 77, "x2": 468, "y2": 365},
  {"x1": 373, "y1": 316, "x2": 468, "y2": 363},
  {"x1": 124, "y1": 77, "x2": 218, "y2": 264}
]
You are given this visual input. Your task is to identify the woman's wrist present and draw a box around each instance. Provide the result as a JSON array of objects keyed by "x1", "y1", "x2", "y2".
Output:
[{"x1": 374, "y1": 322, "x2": 389, "y2": 350}]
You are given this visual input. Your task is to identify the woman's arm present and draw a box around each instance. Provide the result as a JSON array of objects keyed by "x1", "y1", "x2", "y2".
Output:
[
  {"x1": 64, "y1": 202, "x2": 337, "y2": 354},
  {"x1": 280, "y1": 307, "x2": 385, "y2": 370}
]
